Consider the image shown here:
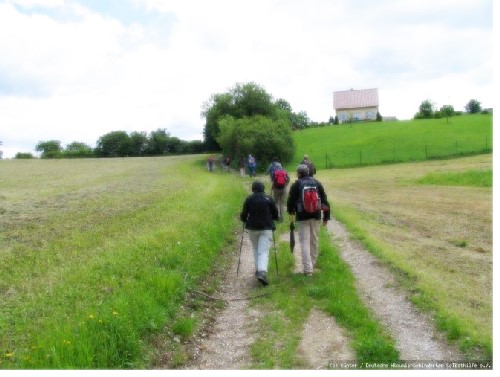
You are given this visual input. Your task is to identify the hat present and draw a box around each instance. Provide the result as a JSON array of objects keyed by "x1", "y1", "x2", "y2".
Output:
[
  {"x1": 297, "y1": 164, "x2": 309, "y2": 176},
  {"x1": 251, "y1": 181, "x2": 265, "y2": 193},
  {"x1": 303, "y1": 154, "x2": 309, "y2": 160}
]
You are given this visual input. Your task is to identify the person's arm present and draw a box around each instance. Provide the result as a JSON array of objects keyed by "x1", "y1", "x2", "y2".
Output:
[{"x1": 240, "y1": 198, "x2": 249, "y2": 223}]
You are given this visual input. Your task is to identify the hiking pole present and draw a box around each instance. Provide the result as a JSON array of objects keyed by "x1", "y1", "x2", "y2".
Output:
[
  {"x1": 236, "y1": 223, "x2": 245, "y2": 276},
  {"x1": 272, "y1": 230, "x2": 279, "y2": 275}
]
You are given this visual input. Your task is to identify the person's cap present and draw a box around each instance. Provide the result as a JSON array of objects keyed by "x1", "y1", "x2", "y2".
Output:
[
  {"x1": 303, "y1": 154, "x2": 309, "y2": 159},
  {"x1": 251, "y1": 181, "x2": 265, "y2": 192},
  {"x1": 297, "y1": 164, "x2": 309, "y2": 175}
]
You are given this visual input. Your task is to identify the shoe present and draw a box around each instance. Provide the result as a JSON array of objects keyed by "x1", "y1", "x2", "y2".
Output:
[
  {"x1": 257, "y1": 271, "x2": 269, "y2": 286},
  {"x1": 304, "y1": 271, "x2": 313, "y2": 277}
]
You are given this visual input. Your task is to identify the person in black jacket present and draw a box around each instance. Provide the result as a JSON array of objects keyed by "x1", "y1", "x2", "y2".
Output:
[
  {"x1": 240, "y1": 181, "x2": 279, "y2": 285},
  {"x1": 287, "y1": 164, "x2": 330, "y2": 276}
]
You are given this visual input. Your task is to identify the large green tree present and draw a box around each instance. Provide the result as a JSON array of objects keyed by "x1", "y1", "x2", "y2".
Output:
[
  {"x1": 202, "y1": 82, "x2": 279, "y2": 150},
  {"x1": 217, "y1": 114, "x2": 295, "y2": 169}
]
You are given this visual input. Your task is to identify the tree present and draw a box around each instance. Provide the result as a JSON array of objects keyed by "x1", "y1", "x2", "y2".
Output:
[
  {"x1": 95, "y1": 131, "x2": 132, "y2": 157},
  {"x1": 290, "y1": 111, "x2": 310, "y2": 130},
  {"x1": 64, "y1": 141, "x2": 94, "y2": 158},
  {"x1": 440, "y1": 105, "x2": 455, "y2": 123},
  {"x1": 416, "y1": 99, "x2": 436, "y2": 119},
  {"x1": 376, "y1": 111, "x2": 382, "y2": 122},
  {"x1": 465, "y1": 99, "x2": 482, "y2": 114},
  {"x1": 35, "y1": 140, "x2": 62, "y2": 158},
  {"x1": 217, "y1": 114, "x2": 295, "y2": 168},
  {"x1": 15, "y1": 152, "x2": 34, "y2": 159},
  {"x1": 146, "y1": 128, "x2": 172, "y2": 155},
  {"x1": 202, "y1": 82, "x2": 279, "y2": 150},
  {"x1": 129, "y1": 131, "x2": 149, "y2": 156}
]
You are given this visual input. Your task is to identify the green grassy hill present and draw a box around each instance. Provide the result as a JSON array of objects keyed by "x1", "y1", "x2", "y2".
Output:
[{"x1": 288, "y1": 114, "x2": 492, "y2": 169}]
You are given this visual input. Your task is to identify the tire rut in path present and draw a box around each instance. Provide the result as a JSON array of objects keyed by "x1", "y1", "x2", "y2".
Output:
[
  {"x1": 327, "y1": 218, "x2": 463, "y2": 361},
  {"x1": 184, "y1": 230, "x2": 262, "y2": 369}
]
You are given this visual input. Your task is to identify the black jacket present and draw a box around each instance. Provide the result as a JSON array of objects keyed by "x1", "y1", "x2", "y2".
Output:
[
  {"x1": 240, "y1": 192, "x2": 279, "y2": 230},
  {"x1": 286, "y1": 176, "x2": 330, "y2": 221}
]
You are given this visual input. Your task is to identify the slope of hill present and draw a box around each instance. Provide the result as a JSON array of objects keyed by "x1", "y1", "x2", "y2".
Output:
[{"x1": 289, "y1": 114, "x2": 492, "y2": 169}]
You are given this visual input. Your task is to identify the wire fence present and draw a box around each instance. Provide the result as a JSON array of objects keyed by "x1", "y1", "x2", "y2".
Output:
[{"x1": 324, "y1": 137, "x2": 492, "y2": 169}]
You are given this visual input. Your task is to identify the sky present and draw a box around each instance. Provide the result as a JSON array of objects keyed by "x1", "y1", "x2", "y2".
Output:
[{"x1": 0, "y1": 0, "x2": 494, "y2": 158}]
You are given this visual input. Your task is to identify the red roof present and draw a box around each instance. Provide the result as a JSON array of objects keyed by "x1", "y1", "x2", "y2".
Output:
[{"x1": 333, "y1": 88, "x2": 379, "y2": 109}]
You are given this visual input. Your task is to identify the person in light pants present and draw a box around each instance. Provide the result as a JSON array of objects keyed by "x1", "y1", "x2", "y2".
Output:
[
  {"x1": 287, "y1": 164, "x2": 330, "y2": 275},
  {"x1": 240, "y1": 181, "x2": 279, "y2": 285}
]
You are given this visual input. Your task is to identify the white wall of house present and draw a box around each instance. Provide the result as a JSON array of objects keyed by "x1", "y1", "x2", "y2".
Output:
[{"x1": 336, "y1": 106, "x2": 378, "y2": 123}]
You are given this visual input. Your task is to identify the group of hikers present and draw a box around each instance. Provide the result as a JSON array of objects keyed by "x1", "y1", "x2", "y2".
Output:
[{"x1": 239, "y1": 154, "x2": 329, "y2": 286}]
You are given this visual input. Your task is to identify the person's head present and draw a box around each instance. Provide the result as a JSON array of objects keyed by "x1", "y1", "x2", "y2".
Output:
[
  {"x1": 275, "y1": 163, "x2": 282, "y2": 169},
  {"x1": 272, "y1": 157, "x2": 278, "y2": 162},
  {"x1": 303, "y1": 154, "x2": 309, "y2": 161},
  {"x1": 251, "y1": 180, "x2": 265, "y2": 193},
  {"x1": 297, "y1": 164, "x2": 309, "y2": 178}
]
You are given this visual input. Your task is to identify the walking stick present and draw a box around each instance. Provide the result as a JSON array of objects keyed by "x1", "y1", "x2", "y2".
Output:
[
  {"x1": 273, "y1": 230, "x2": 279, "y2": 275},
  {"x1": 236, "y1": 223, "x2": 245, "y2": 276}
]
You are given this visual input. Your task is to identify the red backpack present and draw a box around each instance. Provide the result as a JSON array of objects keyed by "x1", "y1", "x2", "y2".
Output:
[
  {"x1": 273, "y1": 169, "x2": 287, "y2": 189},
  {"x1": 299, "y1": 179, "x2": 321, "y2": 213}
]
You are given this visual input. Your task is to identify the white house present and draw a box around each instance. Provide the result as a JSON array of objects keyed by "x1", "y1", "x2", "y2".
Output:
[{"x1": 333, "y1": 88, "x2": 379, "y2": 123}]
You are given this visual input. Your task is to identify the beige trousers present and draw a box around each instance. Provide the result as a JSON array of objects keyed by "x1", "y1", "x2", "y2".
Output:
[{"x1": 297, "y1": 218, "x2": 321, "y2": 273}]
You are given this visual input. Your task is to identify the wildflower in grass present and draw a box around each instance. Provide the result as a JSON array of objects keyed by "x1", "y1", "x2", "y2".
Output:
[
  {"x1": 88, "y1": 314, "x2": 95, "y2": 319},
  {"x1": 63, "y1": 340, "x2": 71, "y2": 345},
  {"x1": 113, "y1": 311, "x2": 119, "y2": 316},
  {"x1": 5, "y1": 352, "x2": 14, "y2": 358}
]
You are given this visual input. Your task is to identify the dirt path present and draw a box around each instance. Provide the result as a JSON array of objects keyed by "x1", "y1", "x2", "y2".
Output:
[
  {"x1": 327, "y1": 218, "x2": 463, "y2": 362},
  {"x1": 184, "y1": 230, "x2": 262, "y2": 369},
  {"x1": 185, "y1": 215, "x2": 462, "y2": 369}
]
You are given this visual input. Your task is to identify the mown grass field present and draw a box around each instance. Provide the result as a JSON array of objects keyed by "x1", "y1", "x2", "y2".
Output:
[
  {"x1": 289, "y1": 114, "x2": 492, "y2": 168},
  {"x1": 0, "y1": 156, "x2": 246, "y2": 368},
  {"x1": 318, "y1": 154, "x2": 492, "y2": 359}
]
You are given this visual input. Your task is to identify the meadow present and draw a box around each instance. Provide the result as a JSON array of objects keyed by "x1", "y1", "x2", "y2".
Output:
[
  {"x1": 0, "y1": 114, "x2": 493, "y2": 368},
  {"x1": 289, "y1": 114, "x2": 492, "y2": 168},
  {"x1": 0, "y1": 156, "x2": 246, "y2": 368}
]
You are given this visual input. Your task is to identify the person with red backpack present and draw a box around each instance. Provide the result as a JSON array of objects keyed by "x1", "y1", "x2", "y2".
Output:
[
  {"x1": 286, "y1": 164, "x2": 330, "y2": 276},
  {"x1": 271, "y1": 163, "x2": 289, "y2": 222}
]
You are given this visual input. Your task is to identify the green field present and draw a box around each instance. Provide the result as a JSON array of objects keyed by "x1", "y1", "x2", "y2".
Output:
[
  {"x1": 0, "y1": 156, "x2": 246, "y2": 368},
  {"x1": 0, "y1": 115, "x2": 493, "y2": 368},
  {"x1": 289, "y1": 114, "x2": 492, "y2": 169}
]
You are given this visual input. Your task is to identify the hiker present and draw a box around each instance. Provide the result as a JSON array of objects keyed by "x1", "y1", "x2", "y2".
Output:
[
  {"x1": 287, "y1": 164, "x2": 330, "y2": 276},
  {"x1": 207, "y1": 155, "x2": 215, "y2": 172},
  {"x1": 271, "y1": 163, "x2": 290, "y2": 222},
  {"x1": 222, "y1": 156, "x2": 231, "y2": 172},
  {"x1": 240, "y1": 180, "x2": 279, "y2": 286},
  {"x1": 239, "y1": 156, "x2": 246, "y2": 177},
  {"x1": 247, "y1": 154, "x2": 257, "y2": 177},
  {"x1": 301, "y1": 154, "x2": 317, "y2": 177},
  {"x1": 267, "y1": 157, "x2": 280, "y2": 181}
]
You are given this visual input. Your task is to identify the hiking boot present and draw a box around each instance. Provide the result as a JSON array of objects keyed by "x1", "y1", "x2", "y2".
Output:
[{"x1": 257, "y1": 271, "x2": 269, "y2": 286}]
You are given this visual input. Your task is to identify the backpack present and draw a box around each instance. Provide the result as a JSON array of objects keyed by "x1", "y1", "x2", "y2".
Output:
[
  {"x1": 273, "y1": 169, "x2": 287, "y2": 189},
  {"x1": 298, "y1": 179, "x2": 321, "y2": 213}
]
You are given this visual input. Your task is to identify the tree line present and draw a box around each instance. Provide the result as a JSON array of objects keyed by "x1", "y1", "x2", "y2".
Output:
[
  {"x1": 414, "y1": 98, "x2": 487, "y2": 122},
  {"x1": 15, "y1": 129, "x2": 205, "y2": 159}
]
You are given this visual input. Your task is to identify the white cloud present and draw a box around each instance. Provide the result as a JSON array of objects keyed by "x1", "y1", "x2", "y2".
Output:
[{"x1": 0, "y1": 0, "x2": 494, "y2": 158}]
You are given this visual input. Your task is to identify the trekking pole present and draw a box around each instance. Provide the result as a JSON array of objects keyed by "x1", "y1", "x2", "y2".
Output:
[
  {"x1": 273, "y1": 230, "x2": 279, "y2": 275},
  {"x1": 236, "y1": 223, "x2": 245, "y2": 276}
]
